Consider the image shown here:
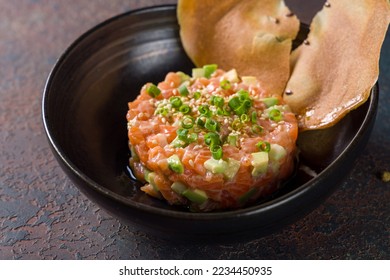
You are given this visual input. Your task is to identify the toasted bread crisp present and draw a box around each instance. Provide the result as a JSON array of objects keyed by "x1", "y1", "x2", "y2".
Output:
[
  {"x1": 284, "y1": 0, "x2": 390, "y2": 130},
  {"x1": 177, "y1": 0, "x2": 300, "y2": 96}
]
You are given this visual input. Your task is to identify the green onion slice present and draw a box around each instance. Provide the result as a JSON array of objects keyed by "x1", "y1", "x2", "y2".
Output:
[
  {"x1": 251, "y1": 111, "x2": 258, "y2": 123},
  {"x1": 204, "y1": 132, "x2": 220, "y2": 147},
  {"x1": 178, "y1": 83, "x2": 190, "y2": 96},
  {"x1": 170, "y1": 96, "x2": 182, "y2": 108},
  {"x1": 240, "y1": 113, "x2": 249, "y2": 122},
  {"x1": 205, "y1": 118, "x2": 219, "y2": 132},
  {"x1": 181, "y1": 116, "x2": 194, "y2": 129},
  {"x1": 228, "y1": 96, "x2": 240, "y2": 111},
  {"x1": 198, "y1": 105, "x2": 211, "y2": 117},
  {"x1": 179, "y1": 104, "x2": 191, "y2": 115},
  {"x1": 256, "y1": 141, "x2": 271, "y2": 152},
  {"x1": 231, "y1": 119, "x2": 242, "y2": 131},
  {"x1": 193, "y1": 91, "x2": 201, "y2": 100},
  {"x1": 196, "y1": 117, "x2": 205, "y2": 127},
  {"x1": 214, "y1": 96, "x2": 224, "y2": 108},
  {"x1": 146, "y1": 83, "x2": 161, "y2": 98},
  {"x1": 237, "y1": 90, "x2": 250, "y2": 101},
  {"x1": 177, "y1": 128, "x2": 189, "y2": 141},
  {"x1": 251, "y1": 124, "x2": 263, "y2": 134},
  {"x1": 269, "y1": 108, "x2": 283, "y2": 122},
  {"x1": 211, "y1": 145, "x2": 223, "y2": 160}
]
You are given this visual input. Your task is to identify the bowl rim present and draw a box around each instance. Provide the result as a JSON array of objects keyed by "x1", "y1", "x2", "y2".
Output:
[{"x1": 42, "y1": 4, "x2": 379, "y2": 221}]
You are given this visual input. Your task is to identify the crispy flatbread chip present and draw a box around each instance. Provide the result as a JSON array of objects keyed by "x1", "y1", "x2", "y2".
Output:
[
  {"x1": 177, "y1": 0, "x2": 300, "y2": 96},
  {"x1": 284, "y1": 0, "x2": 390, "y2": 130}
]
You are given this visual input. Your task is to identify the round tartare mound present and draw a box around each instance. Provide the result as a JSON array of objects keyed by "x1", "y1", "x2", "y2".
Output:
[{"x1": 127, "y1": 65, "x2": 298, "y2": 212}]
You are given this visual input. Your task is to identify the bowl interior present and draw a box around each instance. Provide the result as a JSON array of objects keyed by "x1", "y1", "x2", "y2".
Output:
[{"x1": 43, "y1": 5, "x2": 376, "y2": 218}]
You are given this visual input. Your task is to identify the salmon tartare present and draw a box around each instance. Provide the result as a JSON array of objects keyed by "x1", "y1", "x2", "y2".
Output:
[{"x1": 127, "y1": 65, "x2": 298, "y2": 211}]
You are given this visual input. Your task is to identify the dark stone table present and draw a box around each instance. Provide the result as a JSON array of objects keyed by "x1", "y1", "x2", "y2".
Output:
[{"x1": 1, "y1": 0, "x2": 389, "y2": 259}]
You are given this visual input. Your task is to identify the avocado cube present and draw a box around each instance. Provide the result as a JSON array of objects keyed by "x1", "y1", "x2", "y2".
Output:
[
  {"x1": 183, "y1": 189, "x2": 208, "y2": 204},
  {"x1": 251, "y1": 152, "x2": 269, "y2": 176}
]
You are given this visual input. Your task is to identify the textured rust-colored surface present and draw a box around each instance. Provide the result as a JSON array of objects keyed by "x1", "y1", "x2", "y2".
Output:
[{"x1": 1, "y1": 0, "x2": 389, "y2": 259}]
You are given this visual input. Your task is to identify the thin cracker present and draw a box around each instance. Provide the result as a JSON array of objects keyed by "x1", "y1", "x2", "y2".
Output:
[
  {"x1": 177, "y1": 0, "x2": 300, "y2": 96},
  {"x1": 284, "y1": 0, "x2": 390, "y2": 130}
]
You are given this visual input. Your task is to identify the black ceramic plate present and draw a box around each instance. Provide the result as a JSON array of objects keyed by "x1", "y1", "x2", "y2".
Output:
[{"x1": 42, "y1": 5, "x2": 378, "y2": 239}]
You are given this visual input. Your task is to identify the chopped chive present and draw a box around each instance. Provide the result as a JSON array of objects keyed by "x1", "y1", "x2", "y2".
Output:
[
  {"x1": 146, "y1": 83, "x2": 161, "y2": 98},
  {"x1": 193, "y1": 91, "x2": 201, "y2": 99},
  {"x1": 181, "y1": 116, "x2": 194, "y2": 129},
  {"x1": 256, "y1": 141, "x2": 271, "y2": 152},
  {"x1": 213, "y1": 96, "x2": 224, "y2": 108},
  {"x1": 198, "y1": 105, "x2": 211, "y2": 117},
  {"x1": 251, "y1": 124, "x2": 263, "y2": 134},
  {"x1": 156, "y1": 107, "x2": 169, "y2": 116},
  {"x1": 216, "y1": 107, "x2": 230, "y2": 116},
  {"x1": 211, "y1": 145, "x2": 223, "y2": 160},
  {"x1": 228, "y1": 95, "x2": 252, "y2": 116},
  {"x1": 170, "y1": 136, "x2": 186, "y2": 148},
  {"x1": 204, "y1": 132, "x2": 220, "y2": 146},
  {"x1": 220, "y1": 79, "x2": 231, "y2": 90},
  {"x1": 210, "y1": 95, "x2": 216, "y2": 104},
  {"x1": 269, "y1": 108, "x2": 283, "y2": 122},
  {"x1": 196, "y1": 117, "x2": 205, "y2": 127},
  {"x1": 237, "y1": 90, "x2": 250, "y2": 101},
  {"x1": 170, "y1": 96, "x2": 182, "y2": 108},
  {"x1": 223, "y1": 104, "x2": 232, "y2": 115},
  {"x1": 179, "y1": 104, "x2": 191, "y2": 114},
  {"x1": 205, "y1": 118, "x2": 219, "y2": 132},
  {"x1": 177, "y1": 128, "x2": 189, "y2": 141},
  {"x1": 251, "y1": 111, "x2": 258, "y2": 123},
  {"x1": 233, "y1": 105, "x2": 246, "y2": 116},
  {"x1": 240, "y1": 113, "x2": 249, "y2": 122},
  {"x1": 231, "y1": 119, "x2": 242, "y2": 131},
  {"x1": 243, "y1": 99, "x2": 252, "y2": 109},
  {"x1": 178, "y1": 83, "x2": 190, "y2": 96},
  {"x1": 228, "y1": 96, "x2": 240, "y2": 111},
  {"x1": 188, "y1": 133, "x2": 198, "y2": 143}
]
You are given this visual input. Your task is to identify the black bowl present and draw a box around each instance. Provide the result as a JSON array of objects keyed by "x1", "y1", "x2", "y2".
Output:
[{"x1": 42, "y1": 5, "x2": 378, "y2": 240}]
